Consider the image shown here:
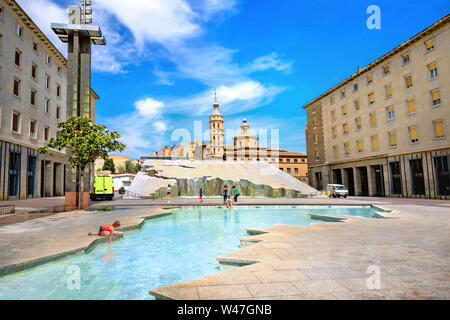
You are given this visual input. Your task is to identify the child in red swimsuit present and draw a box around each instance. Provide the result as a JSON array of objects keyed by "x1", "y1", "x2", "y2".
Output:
[{"x1": 89, "y1": 221, "x2": 121, "y2": 243}]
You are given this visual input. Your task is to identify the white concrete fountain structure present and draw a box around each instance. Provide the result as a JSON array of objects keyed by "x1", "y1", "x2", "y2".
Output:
[{"x1": 128, "y1": 160, "x2": 318, "y2": 198}]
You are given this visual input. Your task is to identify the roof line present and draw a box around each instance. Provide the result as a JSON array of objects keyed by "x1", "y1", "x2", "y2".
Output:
[
  {"x1": 301, "y1": 13, "x2": 450, "y2": 109},
  {"x1": 6, "y1": 0, "x2": 68, "y2": 67}
]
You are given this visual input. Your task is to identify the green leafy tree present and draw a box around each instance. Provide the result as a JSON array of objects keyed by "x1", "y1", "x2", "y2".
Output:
[
  {"x1": 102, "y1": 157, "x2": 116, "y2": 174},
  {"x1": 125, "y1": 160, "x2": 134, "y2": 173},
  {"x1": 39, "y1": 116, "x2": 125, "y2": 208},
  {"x1": 116, "y1": 165, "x2": 126, "y2": 173}
]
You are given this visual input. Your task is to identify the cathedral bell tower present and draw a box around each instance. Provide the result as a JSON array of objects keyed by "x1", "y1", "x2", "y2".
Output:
[{"x1": 209, "y1": 90, "x2": 224, "y2": 159}]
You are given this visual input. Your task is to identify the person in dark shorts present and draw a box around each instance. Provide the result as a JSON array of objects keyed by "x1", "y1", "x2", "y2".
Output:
[
  {"x1": 232, "y1": 186, "x2": 240, "y2": 203},
  {"x1": 167, "y1": 184, "x2": 172, "y2": 202},
  {"x1": 223, "y1": 185, "x2": 228, "y2": 204}
]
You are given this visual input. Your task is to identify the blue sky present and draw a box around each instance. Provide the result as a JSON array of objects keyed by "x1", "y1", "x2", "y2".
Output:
[{"x1": 18, "y1": 0, "x2": 449, "y2": 158}]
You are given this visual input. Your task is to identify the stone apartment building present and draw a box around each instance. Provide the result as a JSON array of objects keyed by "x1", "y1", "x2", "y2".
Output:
[
  {"x1": 0, "y1": 0, "x2": 98, "y2": 200},
  {"x1": 303, "y1": 14, "x2": 449, "y2": 199}
]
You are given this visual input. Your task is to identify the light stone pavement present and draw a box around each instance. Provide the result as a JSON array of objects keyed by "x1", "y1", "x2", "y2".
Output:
[
  {"x1": 148, "y1": 198, "x2": 450, "y2": 300},
  {"x1": 0, "y1": 196, "x2": 449, "y2": 299}
]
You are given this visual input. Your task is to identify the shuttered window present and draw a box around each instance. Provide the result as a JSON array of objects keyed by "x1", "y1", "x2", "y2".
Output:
[
  {"x1": 402, "y1": 53, "x2": 410, "y2": 64},
  {"x1": 389, "y1": 132, "x2": 397, "y2": 147},
  {"x1": 387, "y1": 106, "x2": 394, "y2": 120},
  {"x1": 355, "y1": 118, "x2": 361, "y2": 130},
  {"x1": 368, "y1": 92, "x2": 375, "y2": 104},
  {"x1": 332, "y1": 127, "x2": 337, "y2": 137},
  {"x1": 372, "y1": 136, "x2": 379, "y2": 151},
  {"x1": 331, "y1": 110, "x2": 336, "y2": 121},
  {"x1": 357, "y1": 140, "x2": 363, "y2": 152},
  {"x1": 425, "y1": 39, "x2": 435, "y2": 52},
  {"x1": 367, "y1": 75, "x2": 373, "y2": 84},
  {"x1": 343, "y1": 123, "x2": 348, "y2": 134},
  {"x1": 342, "y1": 105, "x2": 347, "y2": 115},
  {"x1": 354, "y1": 100, "x2": 360, "y2": 110},
  {"x1": 370, "y1": 113, "x2": 377, "y2": 126},
  {"x1": 383, "y1": 65, "x2": 390, "y2": 74},
  {"x1": 434, "y1": 120, "x2": 444, "y2": 138},
  {"x1": 385, "y1": 85, "x2": 392, "y2": 97},
  {"x1": 431, "y1": 89, "x2": 441, "y2": 105},
  {"x1": 405, "y1": 75, "x2": 413, "y2": 88},
  {"x1": 409, "y1": 127, "x2": 418, "y2": 143},
  {"x1": 344, "y1": 143, "x2": 350, "y2": 155},
  {"x1": 408, "y1": 100, "x2": 415, "y2": 114},
  {"x1": 428, "y1": 63, "x2": 438, "y2": 79}
]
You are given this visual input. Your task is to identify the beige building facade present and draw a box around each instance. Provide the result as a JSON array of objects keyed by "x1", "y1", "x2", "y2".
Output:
[
  {"x1": 0, "y1": 0, "x2": 69, "y2": 200},
  {"x1": 0, "y1": 0, "x2": 99, "y2": 200},
  {"x1": 303, "y1": 15, "x2": 449, "y2": 199}
]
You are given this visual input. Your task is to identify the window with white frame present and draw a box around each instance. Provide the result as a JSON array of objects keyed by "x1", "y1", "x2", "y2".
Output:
[
  {"x1": 428, "y1": 63, "x2": 438, "y2": 79},
  {"x1": 425, "y1": 39, "x2": 435, "y2": 52},
  {"x1": 30, "y1": 120, "x2": 36, "y2": 138},
  {"x1": 402, "y1": 52, "x2": 410, "y2": 64},
  {"x1": 45, "y1": 99, "x2": 50, "y2": 113},
  {"x1": 12, "y1": 111, "x2": 20, "y2": 133},
  {"x1": 387, "y1": 106, "x2": 394, "y2": 120},
  {"x1": 44, "y1": 126, "x2": 49, "y2": 141},
  {"x1": 16, "y1": 24, "x2": 23, "y2": 37},
  {"x1": 14, "y1": 49, "x2": 21, "y2": 67},
  {"x1": 431, "y1": 89, "x2": 441, "y2": 106},
  {"x1": 13, "y1": 77, "x2": 20, "y2": 96}
]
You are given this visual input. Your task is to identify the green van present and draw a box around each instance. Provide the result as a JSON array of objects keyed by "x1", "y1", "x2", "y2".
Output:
[{"x1": 90, "y1": 176, "x2": 114, "y2": 201}]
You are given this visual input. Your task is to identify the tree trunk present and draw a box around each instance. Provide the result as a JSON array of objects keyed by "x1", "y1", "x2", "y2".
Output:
[{"x1": 79, "y1": 165, "x2": 85, "y2": 210}]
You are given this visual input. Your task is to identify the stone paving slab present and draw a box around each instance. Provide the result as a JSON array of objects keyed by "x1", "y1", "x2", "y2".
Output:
[{"x1": 149, "y1": 200, "x2": 450, "y2": 300}]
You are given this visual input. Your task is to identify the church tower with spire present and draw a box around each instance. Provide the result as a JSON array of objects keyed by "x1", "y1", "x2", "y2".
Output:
[{"x1": 209, "y1": 90, "x2": 225, "y2": 159}]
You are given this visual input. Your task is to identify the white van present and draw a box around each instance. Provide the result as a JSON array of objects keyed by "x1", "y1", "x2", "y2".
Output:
[{"x1": 326, "y1": 184, "x2": 349, "y2": 198}]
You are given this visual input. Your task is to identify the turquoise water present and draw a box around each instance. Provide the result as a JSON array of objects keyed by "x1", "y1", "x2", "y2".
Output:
[{"x1": 0, "y1": 205, "x2": 381, "y2": 300}]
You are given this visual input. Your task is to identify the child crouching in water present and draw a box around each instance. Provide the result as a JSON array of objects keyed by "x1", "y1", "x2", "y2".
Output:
[{"x1": 89, "y1": 221, "x2": 120, "y2": 243}]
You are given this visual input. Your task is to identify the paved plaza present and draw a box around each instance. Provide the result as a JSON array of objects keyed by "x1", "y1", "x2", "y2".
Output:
[{"x1": 0, "y1": 196, "x2": 449, "y2": 299}]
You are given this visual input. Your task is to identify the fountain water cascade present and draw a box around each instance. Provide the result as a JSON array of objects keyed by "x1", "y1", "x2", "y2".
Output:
[{"x1": 128, "y1": 160, "x2": 318, "y2": 198}]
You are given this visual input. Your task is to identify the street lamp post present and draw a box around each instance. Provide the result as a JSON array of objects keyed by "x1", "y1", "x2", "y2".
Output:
[{"x1": 51, "y1": 1, "x2": 106, "y2": 208}]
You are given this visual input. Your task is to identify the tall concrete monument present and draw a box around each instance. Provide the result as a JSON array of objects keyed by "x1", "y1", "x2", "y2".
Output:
[{"x1": 51, "y1": 1, "x2": 105, "y2": 207}]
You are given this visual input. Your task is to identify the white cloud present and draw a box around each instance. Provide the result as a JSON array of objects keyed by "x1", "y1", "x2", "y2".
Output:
[
  {"x1": 153, "y1": 69, "x2": 174, "y2": 85},
  {"x1": 170, "y1": 81, "x2": 287, "y2": 115},
  {"x1": 96, "y1": 0, "x2": 200, "y2": 48},
  {"x1": 247, "y1": 53, "x2": 293, "y2": 73},
  {"x1": 153, "y1": 121, "x2": 169, "y2": 133},
  {"x1": 135, "y1": 98, "x2": 164, "y2": 117},
  {"x1": 201, "y1": 0, "x2": 237, "y2": 18}
]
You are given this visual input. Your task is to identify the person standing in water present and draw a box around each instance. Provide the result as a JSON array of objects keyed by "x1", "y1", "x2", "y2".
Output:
[
  {"x1": 167, "y1": 184, "x2": 172, "y2": 202},
  {"x1": 223, "y1": 185, "x2": 228, "y2": 204},
  {"x1": 199, "y1": 188, "x2": 204, "y2": 202}
]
